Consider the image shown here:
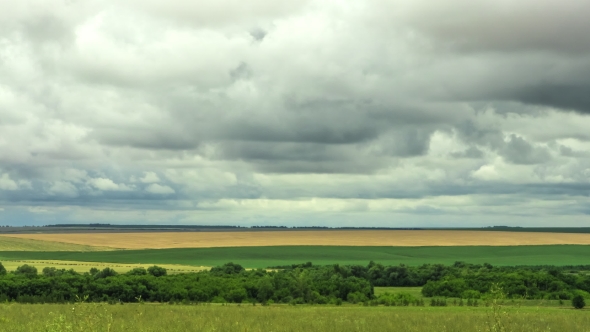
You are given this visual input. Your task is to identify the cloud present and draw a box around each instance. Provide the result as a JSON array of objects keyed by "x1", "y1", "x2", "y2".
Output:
[
  {"x1": 88, "y1": 178, "x2": 133, "y2": 192},
  {"x1": 0, "y1": 174, "x2": 19, "y2": 191},
  {"x1": 145, "y1": 184, "x2": 175, "y2": 195},
  {"x1": 0, "y1": 0, "x2": 589, "y2": 226}
]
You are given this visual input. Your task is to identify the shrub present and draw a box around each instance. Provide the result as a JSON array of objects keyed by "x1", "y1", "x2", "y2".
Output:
[
  {"x1": 15, "y1": 264, "x2": 37, "y2": 277},
  {"x1": 147, "y1": 266, "x2": 167, "y2": 277},
  {"x1": 572, "y1": 295, "x2": 585, "y2": 309}
]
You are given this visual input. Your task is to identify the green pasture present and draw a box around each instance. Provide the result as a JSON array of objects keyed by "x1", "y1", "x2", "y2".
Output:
[
  {"x1": 0, "y1": 303, "x2": 589, "y2": 332},
  {"x1": 1, "y1": 245, "x2": 590, "y2": 268}
]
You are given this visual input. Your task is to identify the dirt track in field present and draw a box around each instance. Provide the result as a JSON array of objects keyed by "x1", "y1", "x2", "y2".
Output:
[{"x1": 2, "y1": 230, "x2": 590, "y2": 250}]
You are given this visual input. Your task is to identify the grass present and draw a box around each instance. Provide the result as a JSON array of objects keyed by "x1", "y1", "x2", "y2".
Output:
[
  {"x1": 0, "y1": 260, "x2": 209, "y2": 274},
  {"x1": 0, "y1": 236, "x2": 108, "y2": 252},
  {"x1": 374, "y1": 287, "x2": 424, "y2": 298},
  {"x1": 1, "y1": 245, "x2": 590, "y2": 268},
  {"x1": 0, "y1": 303, "x2": 589, "y2": 332}
]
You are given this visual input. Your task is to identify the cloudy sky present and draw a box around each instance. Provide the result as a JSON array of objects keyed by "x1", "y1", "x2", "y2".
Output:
[{"x1": 1, "y1": 0, "x2": 590, "y2": 227}]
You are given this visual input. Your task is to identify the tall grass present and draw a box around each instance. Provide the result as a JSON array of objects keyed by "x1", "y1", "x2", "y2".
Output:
[{"x1": 0, "y1": 303, "x2": 588, "y2": 332}]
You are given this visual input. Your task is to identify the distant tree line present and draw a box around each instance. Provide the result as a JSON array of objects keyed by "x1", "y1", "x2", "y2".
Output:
[{"x1": 0, "y1": 261, "x2": 589, "y2": 304}]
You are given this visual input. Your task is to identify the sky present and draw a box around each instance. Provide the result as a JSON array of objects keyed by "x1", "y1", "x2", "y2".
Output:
[{"x1": 1, "y1": 0, "x2": 590, "y2": 227}]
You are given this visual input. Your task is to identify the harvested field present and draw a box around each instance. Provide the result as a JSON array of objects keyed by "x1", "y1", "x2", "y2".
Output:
[{"x1": 3, "y1": 230, "x2": 590, "y2": 249}]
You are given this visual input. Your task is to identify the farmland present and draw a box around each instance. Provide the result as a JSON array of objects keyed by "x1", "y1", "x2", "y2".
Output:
[
  {"x1": 3, "y1": 230, "x2": 590, "y2": 249},
  {"x1": 0, "y1": 236, "x2": 110, "y2": 252},
  {"x1": 2, "y1": 245, "x2": 590, "y2": 268},
  {"x1": 0, "y1": 260, "x2": 208, "y2": 274},
  {"x1": 0, "y1": 303, "x2": 588, "y2": 332}
]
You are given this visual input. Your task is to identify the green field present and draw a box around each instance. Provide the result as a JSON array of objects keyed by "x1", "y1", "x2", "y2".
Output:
[
  {"x1": 0, "y1": 236, "x2": 109, "y2": 252},
  {"x1": 0, "y1": 303, "x2": 588, "y2": 332},
  {"x1": 1, "y1": 245, "x2": 590, "y2": 268}
]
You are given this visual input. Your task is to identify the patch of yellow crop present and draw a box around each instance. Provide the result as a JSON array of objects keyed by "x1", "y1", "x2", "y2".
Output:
[
  {"x1": 1, "y1": 260, "x2": 209, "y2": 274},
  {"x1": 3, "y1": 230, "x2": 590, "y2": 249},
  {"x1": 0, "y1": 236, "x2": 111, "y2": 251}
]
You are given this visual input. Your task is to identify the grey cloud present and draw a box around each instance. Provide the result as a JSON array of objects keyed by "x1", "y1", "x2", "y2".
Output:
[
  {"x1": 390, "y1": 0, "x2": 590, "y2": 54},
  {"x1": 451, "y1": 146, "x2": 484, "y2": 159},
  {"x1": 507, "y1": 83, "x2": 590, "y2": 114},
  {"x1": 499, "y1": 135, "x2": 552, "y2": 165}
]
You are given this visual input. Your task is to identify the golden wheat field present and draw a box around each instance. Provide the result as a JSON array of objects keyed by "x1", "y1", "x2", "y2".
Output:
[{"x1": 2, "y1": 230, "x2": 590, "y2": 250}]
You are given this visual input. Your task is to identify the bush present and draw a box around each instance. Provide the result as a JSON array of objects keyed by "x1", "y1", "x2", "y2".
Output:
[
  {"x1": 94, "y1": 267, "x2": 117, "y2": 279},
  {"x1": 127, "y1": 267, "x2": 147, "y2": 276},
  {"x1": 147, "y1": 266, "x2": 167, "y2": 277},
  {"x1": 15, "y1": 264, "x2": 37, "y2": 277},
  {"x1": 572, "y1": 295, "x2": 585, "y2": 309}
]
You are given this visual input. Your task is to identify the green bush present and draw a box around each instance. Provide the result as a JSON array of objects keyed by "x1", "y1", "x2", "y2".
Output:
[{"x1": 572, "y1": 295, "x2": 585, "y2": 309}]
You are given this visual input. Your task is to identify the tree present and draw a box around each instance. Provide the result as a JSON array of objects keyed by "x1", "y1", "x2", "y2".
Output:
[
  {"x1": 94, "y1": 267, "x2": 117, "y2": 278},
  {"x1": 572, "y1": 295, "x2": 585, "y2": 309},
  {"x1": 15, "y1": 264, "x2": 37, "y2": 277},
  {"x1": 147, "y1": 265, "x2": 167, "y2": 277},
  {"x1": 0, "y1": 262, "x2": 6, "y2": 276},
  {"x1": 127, "y1": 267, "x2": 147, "y2": 276}
]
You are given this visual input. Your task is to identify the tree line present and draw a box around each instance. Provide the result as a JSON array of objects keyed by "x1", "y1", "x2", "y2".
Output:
[{"x1": 0, "y1": 261, "x2": 589, "y2": 304}]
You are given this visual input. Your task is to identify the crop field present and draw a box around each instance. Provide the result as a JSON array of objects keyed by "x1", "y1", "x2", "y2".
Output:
[
  {"x1": 0, "y1": 303, "x2": 588, "y2": 332},
  {"x1": 0, "y1": 260, "x2": 208, "y2": 274},
  {"x1": 3, "y1": 230, "x2": 590, "y2": 249},
  {"x1": 2, "y1": 245, "x2": 590, "y2": 268},
  {"x1": 0, "y1": 236, "x2": 109, "y2": 251}
]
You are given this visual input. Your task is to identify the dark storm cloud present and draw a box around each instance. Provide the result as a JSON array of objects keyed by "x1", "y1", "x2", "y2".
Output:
[
  {"x1": 392, "y1": 0, "x2": 590, "y2": 54},
  {"x1": 507, "y1": 83, "x2": 590, "y2": 114}
]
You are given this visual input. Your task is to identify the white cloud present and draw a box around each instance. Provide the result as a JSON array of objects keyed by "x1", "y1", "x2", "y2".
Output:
[
  {"x1": 48, "y1": 181, "x2": 79, "y2": 197},
  {"x1": 0, "y1": 174, "x2": 18, "y2": 191},
  {"x1": 88, "y1": 178, "x2": 133, "y2": 191},
  {"x1": 139, "y1": 172, "x2": 160, "y2": 183}
]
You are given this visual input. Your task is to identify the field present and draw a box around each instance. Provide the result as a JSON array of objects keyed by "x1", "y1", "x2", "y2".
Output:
[
  {"x1": 0, "y1": 260, "x2": 208, "y2": 274},
  {"x1": 0, "y1": 303, "x2": 588, "y2": 332},
  {"x1": 3, "y1": 230, "x2": 590, "y2": 249},
  {"x1": 0, "y1": 236, "x2": 110, "y2": 252},
  {"x1": 2, "y1": 245, "x2": 590, "y2": 268},
  {"x1": 374, "y1": 287, "x2": 424, "y2": 298}
]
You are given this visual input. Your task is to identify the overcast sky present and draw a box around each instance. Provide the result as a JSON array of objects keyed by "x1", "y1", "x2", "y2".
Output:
[{"x1": 1, "y1": 0, "x2": 590, "y2": 227}]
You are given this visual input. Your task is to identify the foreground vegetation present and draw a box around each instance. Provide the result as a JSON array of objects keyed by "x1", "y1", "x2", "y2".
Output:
[
  {"x1": 0, "y1": 303, "x2": 588, "y2": 332},
  {"x1": 2, "y1": 261, "x2": 590, "y2": 305},
  {"x1": 2, "y1": 245, "x2": 590, "y2": 267}
]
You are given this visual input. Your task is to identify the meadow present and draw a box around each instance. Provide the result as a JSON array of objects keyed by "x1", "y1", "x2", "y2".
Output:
[
  {"x1": 2, "y1": 245, "x2": 590, "y2": 268},
  {"x1": 4, "y1": 229, "x2": 590, "y2": 249},
  {"x1": 0, "y1": 303, "x2": 588, "y2": 332}
]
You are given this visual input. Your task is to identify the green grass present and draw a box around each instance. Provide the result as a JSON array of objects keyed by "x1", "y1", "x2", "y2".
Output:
[
  {"x1": 1, "y1": 245, "x2": 590, "y2": 268},
  {"x1": 374, "y1": 287, "x2": 424, "y2": 298},
  {"x1": 0, "y1": 236, "x2": 108, "y2": 252},
  {"x1": 0, "y1": 303, "x2": 589, "y2": 332}
]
